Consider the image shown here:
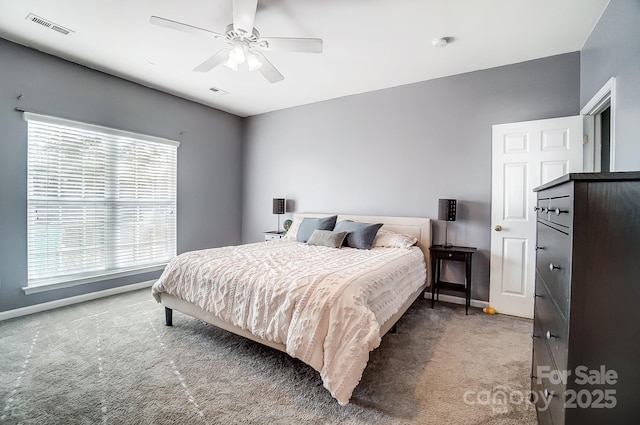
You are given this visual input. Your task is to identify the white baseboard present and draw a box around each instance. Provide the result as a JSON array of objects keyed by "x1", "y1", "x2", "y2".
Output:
[
  {"x1": 0, "y1": 280, "x2": 155, "y2": 322},
  {"x1": 423, "y1": 291, "x2": 489, "y2": 309}
]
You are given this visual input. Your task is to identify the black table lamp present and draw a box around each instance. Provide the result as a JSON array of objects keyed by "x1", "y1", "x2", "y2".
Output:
[
  {"x1": 438, "y1": 199, "x2": 457, "y2": 248},
  {"x1": 273, "y1": 198, "x2": 285, "y2": 232}
]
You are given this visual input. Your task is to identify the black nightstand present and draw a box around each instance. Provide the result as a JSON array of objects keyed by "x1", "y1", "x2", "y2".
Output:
[{"x1": 429, "y1": 245, "x2": 476, "y2": 315}]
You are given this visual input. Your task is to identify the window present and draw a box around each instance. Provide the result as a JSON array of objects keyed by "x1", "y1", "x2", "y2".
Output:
[{"x1": 25, "y1": 112, "x2": 179, "y2": 291}]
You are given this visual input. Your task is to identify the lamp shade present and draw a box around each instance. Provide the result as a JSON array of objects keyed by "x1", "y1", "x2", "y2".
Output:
[
  {"x1": 438, "y1": 199, "x2": 457, "y2": 221},
  {"x1": 272, "y1": 198, "x2": 285, "y2": 215}
]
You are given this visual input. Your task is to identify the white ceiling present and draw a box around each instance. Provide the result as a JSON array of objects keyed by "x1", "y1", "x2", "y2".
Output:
[{"x1": 0, "y1": 0, "x2": 609, "y2": 117}]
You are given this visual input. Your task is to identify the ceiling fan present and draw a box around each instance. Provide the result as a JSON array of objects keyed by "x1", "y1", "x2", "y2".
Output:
[{"x1": 150, "y1": 0, "x2": 323, "y2": 83}]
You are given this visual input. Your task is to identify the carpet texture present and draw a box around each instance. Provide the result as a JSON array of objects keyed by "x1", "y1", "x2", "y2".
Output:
[{"x1": 0, "y1": 289, "x2": 537, "y2": 424}]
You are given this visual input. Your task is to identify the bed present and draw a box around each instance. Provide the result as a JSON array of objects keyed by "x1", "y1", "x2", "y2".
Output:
[{"x1": 152, "y1": 213, "x2": 431, "y2": 405}]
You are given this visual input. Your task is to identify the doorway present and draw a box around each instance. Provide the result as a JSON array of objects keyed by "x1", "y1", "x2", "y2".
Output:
[{"x1": 582, "y1": 77, "x2": 616, "y2": 172}]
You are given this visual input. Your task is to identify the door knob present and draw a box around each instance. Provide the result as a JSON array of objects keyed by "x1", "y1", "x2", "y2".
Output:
[{"x1": 494, "y1": 225, "x2": 503, "y2": 232}]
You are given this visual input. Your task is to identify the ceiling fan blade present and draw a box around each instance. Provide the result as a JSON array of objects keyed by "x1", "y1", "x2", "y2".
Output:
[
  {"x1": 193, "y1": 49, "x2": 231, "y2": 72},
  {"x1": 253, "y1": 51, "x2": 284, "y2": 83},
  {"x1": 258, "y1": 37, "x2": 323, "y2": 53},
  {"x1": 150, "y1": 16, "x2": 224, "y2": 41},
  {"x1": 233, "y1": 0, "x2": 258, "y2": 33}
]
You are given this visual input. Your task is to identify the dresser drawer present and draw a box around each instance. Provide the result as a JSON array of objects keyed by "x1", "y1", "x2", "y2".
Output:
[
  {"x1": 535, "y1": 278, "x2": 568, "y2": 371},
  {"x1": 532, "y1": 330, "x2": 566, "y2": 425},
  {"x1": 536, "y1": 222, "x2": 571, "y2": 315},
  {"x1": 546, "y1": 196, "x2": 572, "y2": 228},
  {"x1": 536, "y1": 198, "x2": 550, "y2": 220},
  {"x1": 532, "y1": 315, "x2": 552, "y2": 376},
  {"x1": 545, "y1": 370, "x2": 566, "y2": 425},
  {"x1": 537, "y1": 182, "x2": 573, "y2": 200},
  {"x1": 531, "y1": 348, "x2": 553, "y2": 425}
]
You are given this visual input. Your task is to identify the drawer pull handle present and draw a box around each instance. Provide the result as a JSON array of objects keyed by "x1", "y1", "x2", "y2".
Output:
[
  {"x1": 545, "y1": 331, "x2": 558, "y2": 340},
  {"x1": 549, "y1": 263, "x2": 561, "y2": 271},
  {"x1": 551, "y1": 207, "x2": 566, "y2": 216},
  {"x1": 544, "y1": 389, "x2": 554, "y2": 398},
  {"x1": 533, "y1": 206, "x2": 541, "y2": 212},
  {"x1": 535, "y1": 246, "x2": 544, "y2": 251},
  {"x1": 541, "y1": 207, "x2": 549, "y2": 213},
  {"x1": 532, "y1": 333, "x2": 538, "y2": 339},
  {"x1": 534, "y1": 293, "x2": 542, "y2": 299}
]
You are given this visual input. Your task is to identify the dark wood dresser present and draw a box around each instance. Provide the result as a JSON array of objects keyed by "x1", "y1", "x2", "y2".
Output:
[{"x1": 532, "y1": 172, "x2": 640, "y2": 425}]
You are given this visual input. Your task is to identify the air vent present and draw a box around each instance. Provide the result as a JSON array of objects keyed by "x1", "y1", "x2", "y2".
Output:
[
  {"x1": 26, "y1": 13, "x2": 73, "y2": 35},
  {"x1": 51, "y1": 26, "x2": 71, "y2": 35},
  {"x1": 209, "y1": 87, "x2": 229, "y2": 95}
]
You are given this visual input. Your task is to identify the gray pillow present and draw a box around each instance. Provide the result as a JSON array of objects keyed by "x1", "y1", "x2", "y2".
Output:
[
  {"x1": 333, "y1": 220, "x2": 383, "y2": 249},
  {"x1": 296, "y1": 215, "x2": 338, "y2": 243},
  {"x1": 307, "y1": 230, "x2": 348, "y2": 248}
]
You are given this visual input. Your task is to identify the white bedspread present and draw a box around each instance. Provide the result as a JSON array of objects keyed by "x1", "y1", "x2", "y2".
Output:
[{"x1": 152, "y1": 239, "x2": 426, "y2": 405}]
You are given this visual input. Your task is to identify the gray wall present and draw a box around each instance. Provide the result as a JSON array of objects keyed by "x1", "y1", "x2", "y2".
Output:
[
  {"x1": 243, "y1": 53, "x2": 581, "y2": 302},
  {"x1": 0, "y1": 39, "x2": 243, "y2": 312},
  {"x1": 581, "y1": 0, "x2": 640, "y2": 171}
]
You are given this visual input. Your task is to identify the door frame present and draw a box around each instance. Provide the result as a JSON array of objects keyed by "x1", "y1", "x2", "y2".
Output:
[{"x1": 581, "y1": 77, "x2": 616, "y2": 172}]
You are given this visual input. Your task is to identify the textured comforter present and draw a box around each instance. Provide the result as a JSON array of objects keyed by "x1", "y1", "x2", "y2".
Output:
[{"x1": 152, "y1": 239, "x2": 426, "y2": 405}]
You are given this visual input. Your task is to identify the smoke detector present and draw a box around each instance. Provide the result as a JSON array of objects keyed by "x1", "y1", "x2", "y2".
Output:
[{"x1": 432, "y1": 37, "x2": 449, "y2": 48}]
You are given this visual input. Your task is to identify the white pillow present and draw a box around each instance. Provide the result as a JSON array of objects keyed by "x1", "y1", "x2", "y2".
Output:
[
  {"x1": 372, "y1": 229, "x2": 418, "y2": 248},
  {"x1": 283, "y1": 215, "x2": 304, "y2": 240}
]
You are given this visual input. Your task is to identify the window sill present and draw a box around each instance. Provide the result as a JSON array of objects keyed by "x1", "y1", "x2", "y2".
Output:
[{"x1": 22, "y1": 264, "x2": 167, "y2": 295}]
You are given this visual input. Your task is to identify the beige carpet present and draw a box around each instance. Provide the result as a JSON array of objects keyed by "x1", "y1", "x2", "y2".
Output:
[{"x1": 0, "y1": 289, "x2": 536, "y2": 424}]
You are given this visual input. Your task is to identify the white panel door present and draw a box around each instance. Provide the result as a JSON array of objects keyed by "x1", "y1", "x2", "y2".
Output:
[{"x1": 490, "y1": 116, "x2": 582, "y2": 318}]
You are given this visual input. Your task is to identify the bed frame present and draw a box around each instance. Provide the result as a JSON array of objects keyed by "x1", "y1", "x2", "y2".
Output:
[{"x1": 159, "y1": 214, "x2": 432, "y2": 353}]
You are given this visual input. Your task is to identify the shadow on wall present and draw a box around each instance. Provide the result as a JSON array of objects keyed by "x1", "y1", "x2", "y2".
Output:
[
  {"x1": 432, "y1": 200, "x2": 485, "y2": 247},
  {"x1": 285, "y1": 199, "x2": 296, "y2": 213}
]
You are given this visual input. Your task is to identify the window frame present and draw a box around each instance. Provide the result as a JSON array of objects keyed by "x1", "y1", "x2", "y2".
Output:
[{"x1": 22, "y1": 112, "x2": 179, "y2": 294}]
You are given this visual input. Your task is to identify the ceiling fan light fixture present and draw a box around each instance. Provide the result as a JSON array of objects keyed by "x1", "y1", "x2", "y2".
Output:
[
  {"x1": 247, "y1": 52, "x2": 262, "y2": 71},
  {"x1": 228, "y1": 45, "x2": 246, "y2": 64},
  {"x1": 223, "y1": 58, "x2": 239, "y2": 71}
]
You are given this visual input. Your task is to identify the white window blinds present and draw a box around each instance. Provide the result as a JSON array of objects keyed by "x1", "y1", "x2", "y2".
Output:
[{"x1": 25, "y1": 112, "x2": 179, "y2": 287}]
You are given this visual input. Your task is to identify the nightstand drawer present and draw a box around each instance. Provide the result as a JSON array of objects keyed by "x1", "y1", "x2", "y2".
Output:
[
  {"x1": 264, "y1": 231, "x2": 285, "y2": 241},
  {"x1": 435, "y1": 250, "x2": 467, "y2": 261},
  {"x1": 536, "y1": 222, "x2": 571, "y2": 315}
]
